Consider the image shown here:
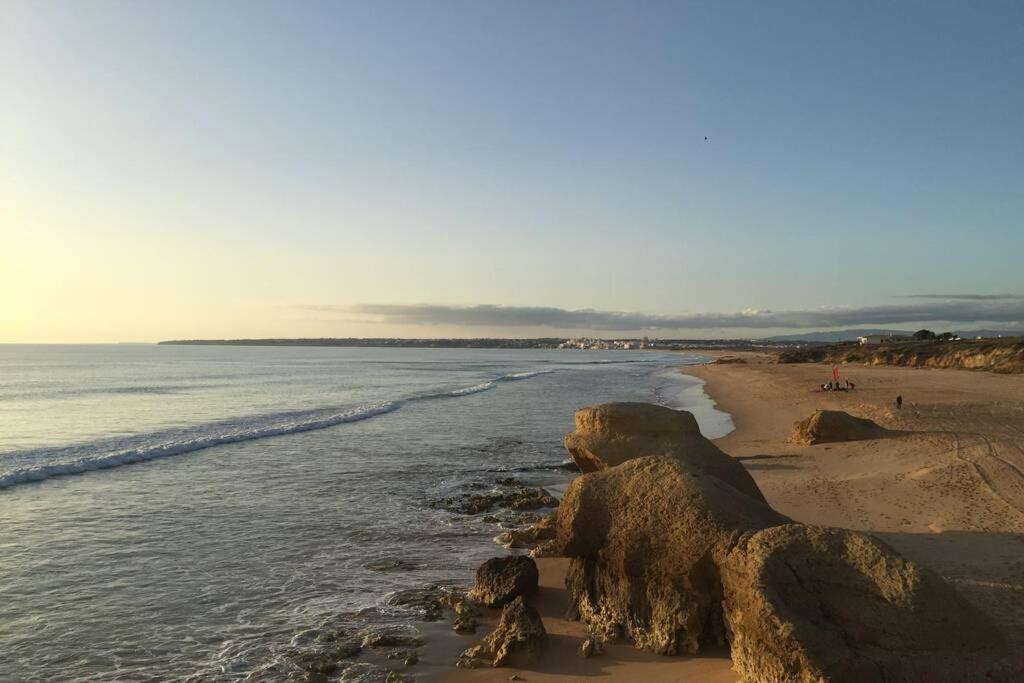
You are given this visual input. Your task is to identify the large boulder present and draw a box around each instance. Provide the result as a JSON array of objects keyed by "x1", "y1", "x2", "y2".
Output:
[
  {"x1": 558, "y1": 456, "x2": 790, "y2": 654},
  {"x1": 789, "y1": 409, "x2": 888, "y2": 446},
  {"x1": 564, "y1": 402, "x2": 765, "y2": 501},
  {"x1": 556, "y1": 455, "x2": 1016, "y2": 680},
  {"x1": 457, "y1": 596, "x2": 546, "y2": 668},
  {"x1": 468, "y1": 556, "x2": 539, "y2": 608},
  {"x1": 721, "y1": 524, "x2": 1014, "y2": 682}
]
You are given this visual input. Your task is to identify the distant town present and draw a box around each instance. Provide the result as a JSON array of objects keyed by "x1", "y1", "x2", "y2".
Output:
[
  {"x1": 159, "y1": 330, "x2": 1021, "y2": 351},
  {"x1": 157, "y1": 337, "x2": 789, "y2": 351}
]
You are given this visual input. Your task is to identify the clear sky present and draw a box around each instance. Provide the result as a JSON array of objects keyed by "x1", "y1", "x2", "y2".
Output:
[{"x1": 3, "y1": 0, "x2": 1023, "y2": 342}]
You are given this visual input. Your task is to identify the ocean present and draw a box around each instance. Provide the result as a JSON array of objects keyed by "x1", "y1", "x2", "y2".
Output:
[{"x1": 0, "y1": 344, "x2": 731, "y2": 681}]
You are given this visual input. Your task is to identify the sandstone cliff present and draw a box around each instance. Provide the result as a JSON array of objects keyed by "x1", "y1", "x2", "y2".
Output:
[{"x1": 778, "y1": 338, "x2": 1024, "y2": 373}]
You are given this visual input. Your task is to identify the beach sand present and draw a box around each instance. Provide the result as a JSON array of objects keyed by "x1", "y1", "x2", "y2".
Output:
[{"x1": 440, "y1": 353, "x2": 1024, "y2": 681}]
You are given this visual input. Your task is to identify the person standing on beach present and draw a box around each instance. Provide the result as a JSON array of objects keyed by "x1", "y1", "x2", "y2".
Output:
[{"x1": 896, "y1": 395, "x2": 903, "y2": 409}]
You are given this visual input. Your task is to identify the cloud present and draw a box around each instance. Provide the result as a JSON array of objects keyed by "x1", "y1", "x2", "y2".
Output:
[
  {"x1": 901, "y1": 293, "x2": 1023, "y2": 301},
  {"x1": 301, "y1": 300, "x2": 1024, "y2": 331}
]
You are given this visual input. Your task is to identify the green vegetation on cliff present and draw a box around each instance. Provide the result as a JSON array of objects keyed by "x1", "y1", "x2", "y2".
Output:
[{"x1": 777, "y1": 337, "x2": 1024, "y2": 374}]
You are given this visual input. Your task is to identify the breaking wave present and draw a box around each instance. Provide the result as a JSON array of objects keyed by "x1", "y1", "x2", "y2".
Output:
[{"x1": 0, "y1": 368, "x2": 557, "y2": 490}]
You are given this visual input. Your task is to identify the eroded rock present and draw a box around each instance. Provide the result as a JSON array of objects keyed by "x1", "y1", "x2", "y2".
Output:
[
  {"x1": 432, "y1": 482, "x2": 559, "y2": 515},
  {"x1": 360, "y1": 625, "x2": 424, "y2": 649},
  {"x1": 721, "y1": 524, "x2": 1014, "y2": 682},
  {"x1": 458, "y1": 596, "x2": 547, "y2": 668},
  {"x1": 558, "y1": 456, "x2": 788, "y2": 654},
  {"x1": 529, "y1": 538, "x2": 560, "y2": 558},
  {"x1": 563, "y1": 402, "x2": 765, "y2": 501},
  {"x1": 495, "y1": 513, "x2": 557, "y2": 549},
  {"x1": 469, "y1": 555, "x2": 539, "y2": 608},
  {"x1": 556, "y1": 439, "x2": 1016, "y2": 680}
]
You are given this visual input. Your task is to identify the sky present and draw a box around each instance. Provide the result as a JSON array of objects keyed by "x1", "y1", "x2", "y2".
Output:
[{"x1": 2, "y1": 0, "x2": 1023, "y2": 342}]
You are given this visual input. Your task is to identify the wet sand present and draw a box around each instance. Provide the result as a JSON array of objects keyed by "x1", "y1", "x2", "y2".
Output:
[{"x1": 439, "y1": 352, "x2": 1024, "y2": 680}]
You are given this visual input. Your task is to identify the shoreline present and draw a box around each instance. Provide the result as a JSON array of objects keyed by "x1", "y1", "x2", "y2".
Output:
[
  {"x1": 435, "y1": 356, "x2": 746, "y2": 682},
  {"x1": 429, "y1": 357, "x2": 740, "y2": 682},
  {"x1": 432, "y1": 352, "x2": 1024, "y2": 680}
]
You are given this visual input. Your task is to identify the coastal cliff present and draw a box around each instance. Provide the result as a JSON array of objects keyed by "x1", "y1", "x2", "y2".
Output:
[{"x1": 777, "y1": 337, "x2": 1024, "y2": 373}]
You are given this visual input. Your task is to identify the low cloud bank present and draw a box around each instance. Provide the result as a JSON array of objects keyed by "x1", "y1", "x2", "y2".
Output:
[
  {"x1": 902, "y1": 293, "x2": 1022, "y2": 301},
  {"x1": 303, "y1": 298, "x2": 1024, "y2": 331}
]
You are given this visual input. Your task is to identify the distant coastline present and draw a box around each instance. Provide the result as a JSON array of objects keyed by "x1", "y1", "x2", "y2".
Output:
[{"x1": 157, "y1": 337, "x2": 793, "y2": 351}]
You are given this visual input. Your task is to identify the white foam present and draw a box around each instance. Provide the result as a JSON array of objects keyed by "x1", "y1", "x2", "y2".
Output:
[
  {"x1": 500, "y1": 370, "x2": 554, "y2": 380},
  {"x1": 447, "y1": 382, "x2": 497, "y2": 396},
  {"x1": 0, "y1": 402, "x2": 400, "y2": 490},
  {"x1": 0, "y1": 365, "x2": 562, "y2": 490}
]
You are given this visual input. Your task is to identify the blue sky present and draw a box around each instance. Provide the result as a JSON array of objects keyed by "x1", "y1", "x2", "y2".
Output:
[{"x1": 3, "y1": 1, "x2": 1022, "y2": 340}]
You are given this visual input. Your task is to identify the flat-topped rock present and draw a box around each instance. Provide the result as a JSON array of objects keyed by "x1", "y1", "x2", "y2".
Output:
[{"x1": 564, "y1": 402, "x2": 765, "y2": 501}]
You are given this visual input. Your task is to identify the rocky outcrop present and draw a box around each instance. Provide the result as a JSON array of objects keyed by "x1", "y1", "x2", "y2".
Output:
[
  {"x1": 563, "y1": 403, "x2": 765, "y2": 501},
  {"x1": 558, "y1": 456, "x2": 789, "y2": 654},
  {"x1": 469, "y1": 555, "x2": 539, "y2": 608},
  {"x1": 431, "y1": 479, "x2": 559, "y2": 515},
  {"x1": 721, "y1": 524, "x2": 1012, "y2": 682},
  {"x1": 458, "y1": 596, "x2": 547, "y2": 668},
  {"x1": 789, "y1": 409, "x2": 888, "y2": 446},
  {"x1": 495, "y1": 513, "x2": 557, "y2": 549},
  {"x1": 556, "y1": 429, "x2": 1016, "y2": 680}
]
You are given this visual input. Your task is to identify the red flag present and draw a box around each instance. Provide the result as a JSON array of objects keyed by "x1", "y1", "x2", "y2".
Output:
[{"x1": 833, "y1": 365, "x2": 840, "y2": 383}]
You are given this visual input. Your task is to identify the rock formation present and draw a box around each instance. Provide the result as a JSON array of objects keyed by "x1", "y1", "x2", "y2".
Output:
[
  {"x1": 789, "y1": 409, "x2": 888, "y2": 445},
  {"x1": 555, "y1": 403, "x2": 1016, "y2": 681},
  {"x1": 469, "y1": 555, "x2": 539, "y2": 608},
  {"x1": 458, "y1": 596, "x2": 546, "y2": 668},
  {"x1": 721, "y1": 524, "x2": 1011, "y2": 682},
  {"x1": 558, "y1": 456, "x2": 789, "y2": 654},
  {"x1": 563, "y1": 402, "x2": 765, "y2": 501},
  {"x1": 431, "y1": 479, "x2": 559, "y2": 515},
  {"x1": 495, "y1": 513, "x2": 557, "y2": 549}
]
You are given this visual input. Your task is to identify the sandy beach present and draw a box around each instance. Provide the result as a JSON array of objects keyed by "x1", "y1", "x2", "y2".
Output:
[{"x1": 442, "y1": 352, "x2": 1024, "y2": 681}]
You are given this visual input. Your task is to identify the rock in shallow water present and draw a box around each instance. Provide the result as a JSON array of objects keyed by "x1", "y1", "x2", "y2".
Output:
[
  {"x1": 458, "y1": 596, "x2": 547, "y2": 668},
  {"x1": 495, "y1": 513, "x2": 557, "y2": 549},
  {"x1": 430, "y1": 479, "x2": 559, "y2": 515},
  {"x1": 469, "y1": 555, "x2": 539, "y2": 608},
  {"x1": 360, "y1": 625, "x2": 424, "y2": 649}
]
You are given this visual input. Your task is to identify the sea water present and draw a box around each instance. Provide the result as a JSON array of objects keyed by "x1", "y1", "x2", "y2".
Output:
[{"x1": 0, "y1": 345, "x2": 731, "y2": 681}]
